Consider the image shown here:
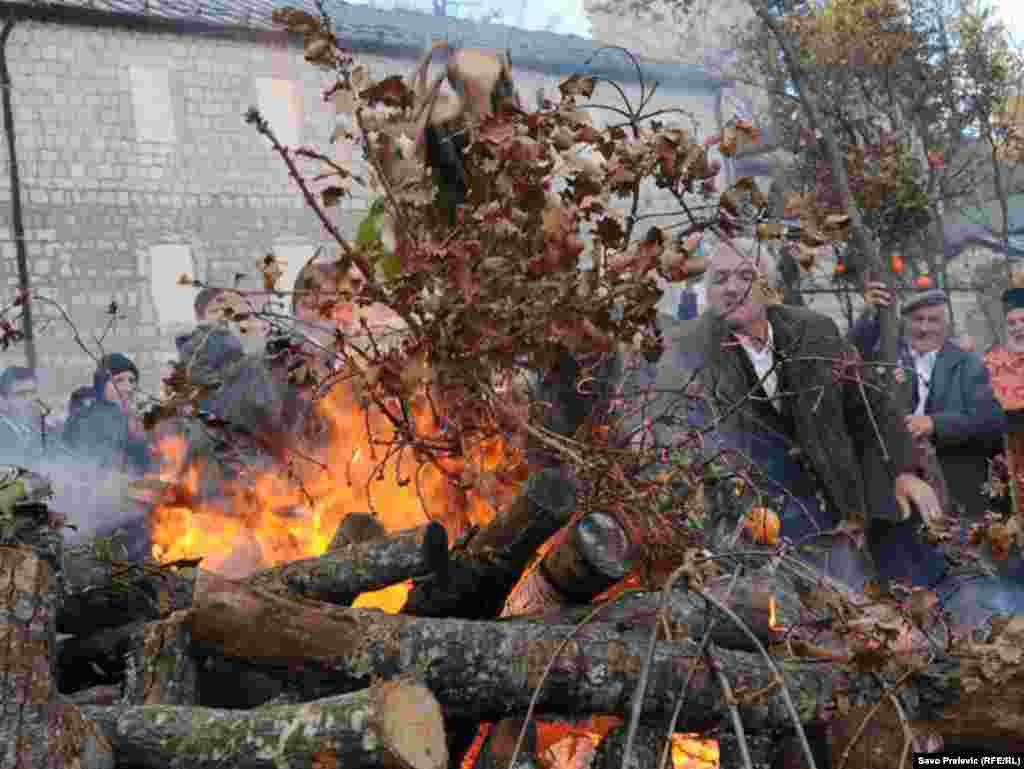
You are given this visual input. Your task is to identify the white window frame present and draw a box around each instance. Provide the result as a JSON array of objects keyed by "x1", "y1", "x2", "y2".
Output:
[{"x1": 129, "y1": 66, "x2": 177, "y2": 144}]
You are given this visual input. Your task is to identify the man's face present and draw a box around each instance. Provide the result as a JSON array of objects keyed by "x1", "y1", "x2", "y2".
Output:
[
  {"x1": 104, "y1": 370, "x2": 138, "y2": 409},
  {"x1": 295, "y1": 274, "x2": 341, "y2": 329},
  {"x1": 203, "y1": 292, "x2": 242, "y2": 323},
  {"x1": 6, "y1": 378, "x2": 41, "y2": 421},
  {"x1": 906, "y1": 304, "x2": 948, "y2": 354},
  {"x1": 705, "y1": 247, "x2": 767, "y2": 331},
  {"x1": 1007, "y1": 308, "x2": 1024, "y2": 353}
]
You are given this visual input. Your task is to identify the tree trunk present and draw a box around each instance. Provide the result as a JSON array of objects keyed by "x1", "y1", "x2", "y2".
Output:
[
  {"x1": 185, "y1": 570, "x2": 821, "y2": 728},
  {"x1": 247, "y1": 523, "x2": 445, "y2": 605},
  {"x1": 1, "y1": 526, "x2": 115, "y2": 769},
  {"x1": 81, "y1": 677, "x2": 447, "y2": 769},
  {"x1": 403, "y1": 468, "x2": 578, "y2": 619}
]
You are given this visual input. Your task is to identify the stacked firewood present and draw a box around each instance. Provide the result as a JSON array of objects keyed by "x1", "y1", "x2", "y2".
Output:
[{"x1": 1, "y1": 465, "x2": 1008, "y2": 769}]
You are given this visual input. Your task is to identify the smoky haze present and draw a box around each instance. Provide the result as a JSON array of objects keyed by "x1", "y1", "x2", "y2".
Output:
[{"x1": 0, "y1": 439, "x2": 150, "y2": 554}]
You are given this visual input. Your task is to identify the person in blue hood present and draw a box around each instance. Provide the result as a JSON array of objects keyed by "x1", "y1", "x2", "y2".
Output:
[{"x1": 64, "y1": 352, "x2": 153, "y2": 475}]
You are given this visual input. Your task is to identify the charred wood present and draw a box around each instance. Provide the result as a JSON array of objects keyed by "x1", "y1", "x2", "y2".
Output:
[
  {"x1": 185, "y1": 570, "x2": 816, "y2": 729},
  {"x1": 248, "y1": 523, "x2": 445, "y2": 605},
  {"x1": 403, "y1": 468, "x2": 577, "y2": 619},
  {"x1": 60, "y1": 551, "x2": 194, "y2": 636},
  {"x1": 502, "y1": 512, "x2": 637, "y2": 617}
]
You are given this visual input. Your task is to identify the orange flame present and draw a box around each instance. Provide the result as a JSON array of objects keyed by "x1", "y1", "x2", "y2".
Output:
[
  {"x1": 462, "y1": 718, "x2": 719, "y2": 769},
  {"x1": 147, "y1": 379, "x2": 717, "y2": 768},
  {"x1": 149, "y1": 381, "x2": 525, "y2": 581}
]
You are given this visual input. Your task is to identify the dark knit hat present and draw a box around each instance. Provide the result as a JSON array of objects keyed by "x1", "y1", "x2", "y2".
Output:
[
  {"x1": 1002, "y1": 287, "x2": 1024, "y2": 313},
  {"x1": 93, "y1": 353, "x2": 139, "y2": 400},
  {"x1": 901, "y1": 289, "x2": 947, "y2": 316}
]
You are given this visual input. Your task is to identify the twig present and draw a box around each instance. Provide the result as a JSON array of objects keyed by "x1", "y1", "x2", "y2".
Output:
[
  {"x1": 707, "y1": 647, "x2": 754, "y2": 769},
  {"x1": 835, "y1": 667, "x2": 919, "y2": 769},
  {"x1": 693, "y1": 586, "x2": 819, "y2": 769},
  {"x1": 655, "y1": 569, "x2": 743, "y2": 769},
  {"x1": 506, "y1": 589, "x2": 644, "y2": 769}
]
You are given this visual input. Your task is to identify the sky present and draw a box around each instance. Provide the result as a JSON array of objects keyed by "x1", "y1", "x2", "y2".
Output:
[
  {"x1": 354, "y1": 0, "x2": 1024, "y2": 45},
  {"x1": 351, "y1": 0, "x2": 593, "y2": 37},
  {"x1": 993, "y1": 1, "x2": 1024, "y2": 45}
]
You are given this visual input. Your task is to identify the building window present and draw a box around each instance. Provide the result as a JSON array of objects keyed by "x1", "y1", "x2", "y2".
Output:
[
  {"x1": 272, "y1": 241, "x2": 319, "y2": 308},
  {"x1": 148, "y1": 244, "x2": 195, "y2": 328},
  {"x1": 255, "y1": 78, "x2": 303, "y2": 147},
  {"x1": 129, "y1": 66, "x2": 177, "y2": 144}
]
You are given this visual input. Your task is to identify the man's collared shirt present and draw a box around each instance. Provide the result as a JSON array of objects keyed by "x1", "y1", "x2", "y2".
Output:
[
  {"x1": 910, "y1": 348, "x2": 938, "y2": 415},
  {"x1": 736, "y1": 322, "x2": 779, "y2": 410}
]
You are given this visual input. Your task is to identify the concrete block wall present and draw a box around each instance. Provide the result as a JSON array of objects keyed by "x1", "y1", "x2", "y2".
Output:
[
  {"x1": 0, "y1": 16, "x2": 723, "y2": 407},
  {"x1": 0, "y1": 18, "x2": 353, "y2": 403}
]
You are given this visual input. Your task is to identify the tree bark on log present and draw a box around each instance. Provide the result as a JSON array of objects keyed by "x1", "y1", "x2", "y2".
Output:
[
  {"x1": 247, "y1": 523, "x2": 446, "y2": 605},
  {"x1": 591, "y1": 724, "x2": 663, "y2": 769},
  {"x1": 81, "y1": 677, "x2": 447, "y2": 769},
  {"x1": 185, "y1": 570, "x2": 818, "y2": 729},
  {"x1": 121, "y1": 610, "x2": 197, "y2": 706},
  {"x1": 1, "y1": 533, "x2": 115, "y2": 769},
  {"x1": 501, "y1": 513, "x2": 636, "y2": 617},
  {"x1": 514, "y1": 584, "x2": 784, "y2": 653},
  {"x1": 403, "y1": 468, "x2": 578, "y2": 619}
]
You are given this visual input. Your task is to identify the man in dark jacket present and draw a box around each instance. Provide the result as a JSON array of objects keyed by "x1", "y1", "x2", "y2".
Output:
[
  {"x1": 849, "y1": 288, "x2": 1006, "y2": 519},
  {"x1": 542, "y1": 237, "x2": 942, "y2": 592},
  {"x1": 64, "y1": 353, "x2": 152, "y2": 475}
]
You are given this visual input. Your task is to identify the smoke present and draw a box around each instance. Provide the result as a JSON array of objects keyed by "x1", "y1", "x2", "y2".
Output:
[{"x1": 0, "y1": 442, "x2": 151, "y2": 557}]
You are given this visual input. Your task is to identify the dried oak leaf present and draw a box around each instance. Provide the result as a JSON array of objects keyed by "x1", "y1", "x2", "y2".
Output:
[
  {"x1": 559, "y1": 73, "x2": 597, "y2": 100},
  {"x1": 989, "y1": 523, "x2": 1012, "y2": 561},
  {"x1": 360, "y1": 76, "x2": 413, "y2": 110}
]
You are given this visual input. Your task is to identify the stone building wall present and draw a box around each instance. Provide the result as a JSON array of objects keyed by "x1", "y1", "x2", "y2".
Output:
[{"x1": 0, "y1": 8, "x2": 724, "y2": 408}]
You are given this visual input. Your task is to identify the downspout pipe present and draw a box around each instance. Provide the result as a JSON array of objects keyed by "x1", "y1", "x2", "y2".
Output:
[{"x1": 1, "y1": 16, "x2": 36, "y2": 375}]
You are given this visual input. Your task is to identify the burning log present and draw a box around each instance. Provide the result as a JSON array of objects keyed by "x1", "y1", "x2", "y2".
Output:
[
  {"x1": 508, "y1": 584, "x2": 784, "y2": 654},
  {"x1": 1, "y1": 516, "x2": 115, "y2": 769},
  {"x1": 81, "y1": 676, "x2": 447, "y2": 769},
  {"x1": 403, "y1": 467, "x2": 578, "y2": 619},
  {"x1": 502, "y1": 512, "x2": 637, "y2": 617},
  {"x1": 185, "y1": 569, "x2": 817, "y2": 728},
  {"x1": 248, "y1": 522, "x2": 447, "y2": 605},
  {"x1": 472, "y1": 718, "x2": 540, "y2": 769}
]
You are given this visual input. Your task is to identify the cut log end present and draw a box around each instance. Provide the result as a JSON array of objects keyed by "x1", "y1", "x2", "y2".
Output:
[{"x1": 377, "y1": 678, "x2": 449, "y2": 769}]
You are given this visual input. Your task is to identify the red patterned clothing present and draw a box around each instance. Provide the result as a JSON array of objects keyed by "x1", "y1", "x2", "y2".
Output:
[
  {"x1": 986, "y1": 345, "x2": 1024, "y2": 409},
  {"x1": 985, "y1": 345, "x2": 1024, "y2": 514}
]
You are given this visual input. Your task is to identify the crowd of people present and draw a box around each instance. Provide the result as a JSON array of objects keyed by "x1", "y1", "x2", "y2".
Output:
[
  {"x1": 0, "y1": 257, "x2": 404, "y2": 553},
  {"x1": 1, "y1": 245, "x2": 1022, "y2": 629}
]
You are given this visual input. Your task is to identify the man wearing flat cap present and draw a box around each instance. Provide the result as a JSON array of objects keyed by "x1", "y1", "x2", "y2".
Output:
[{"x1": 851, "y1": 286, "x2": 1007, "y2": 520}]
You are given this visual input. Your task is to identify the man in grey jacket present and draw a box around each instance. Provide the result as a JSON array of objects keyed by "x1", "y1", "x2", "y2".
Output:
[{"x1": 849, "y1": 287, "x2": 1007, "y2": 519}]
